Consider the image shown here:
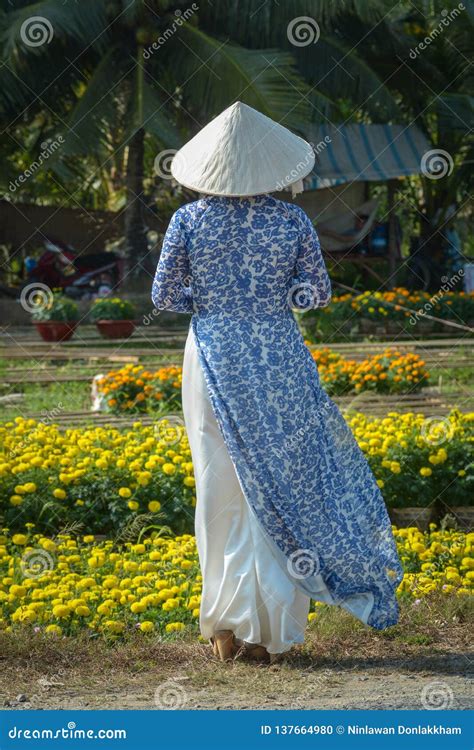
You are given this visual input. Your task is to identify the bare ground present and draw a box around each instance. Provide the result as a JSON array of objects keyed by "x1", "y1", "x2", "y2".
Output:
[{"x1": 1, "y1": 599, "x2": 472, "y2": 711}]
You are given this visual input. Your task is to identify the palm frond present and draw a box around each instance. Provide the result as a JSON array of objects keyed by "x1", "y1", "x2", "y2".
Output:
[
  {"x1": 435, "y1": 94, "x2": 474, "y2": 135},
  {"x1": 163, "y1": 24, "x2": 311, "y2": 130},
  {"x1": 58, "y1": 45, "x2": 131, "y2": 158},
  {"x1": 293, "y1": 34, "x2": 401, "y2": 121},
  {"x1": 2, "y1": 0, "x2": 109, "y2": 60},
  {"x1": 198, "y1": 0, "x2": 393, "y2": 46}
]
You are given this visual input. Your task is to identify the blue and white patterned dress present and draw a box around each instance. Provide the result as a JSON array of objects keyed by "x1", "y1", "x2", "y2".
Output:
[{"x1": 152, "y1": 194, "x2": 402, "y2": 648}]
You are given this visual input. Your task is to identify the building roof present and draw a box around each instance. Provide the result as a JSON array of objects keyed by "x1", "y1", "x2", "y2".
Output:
[{"x1": 304, "y1": 123, "x2": 432, "y2": 189}]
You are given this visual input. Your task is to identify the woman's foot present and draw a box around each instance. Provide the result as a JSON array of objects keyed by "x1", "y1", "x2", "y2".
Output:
[
  {"x1": 210, "y1": 630, "x2": 236, "y2": 661},
  {"x1": 242, "y1": 643, "x2": 270, "y2": 663}
]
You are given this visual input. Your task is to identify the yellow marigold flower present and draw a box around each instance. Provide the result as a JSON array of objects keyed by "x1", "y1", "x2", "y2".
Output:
[
  {"x1": 12, "y1": 534, "x2": 28, "y2": 546},
  {"x1": 45, "y1": 624, "x2": 62, "y2": 636},
  {"x1": 118, "y1": 487, "x2": 132, "y2": 498},
  {"x1": 139, "y1": 621, "x2": 154, "y2": 633},
  {"x1": 75, "y1": 605, "x2": 91, "y2": 617},
  {"x1": 52, "y1": 604, "x2": 71, "y2": 618},
  {"x1": 420, "y1": 467, "x2": 432, "y2": 477},
  {"x1": 128, "y1": 500, "x2": 139, "y2": 511},
  {"x1": 162, "y1": 463, "x2": 176, "y2": 476},
  {"x1": 165, "y1": 622, "x2": 185, "y2": 633},
  {"x1": 53, "y1": 488, "x2": 66, "y2": 500},
  {"x1": 148, "y1": 501, "x2": 161, "y2": 513}
]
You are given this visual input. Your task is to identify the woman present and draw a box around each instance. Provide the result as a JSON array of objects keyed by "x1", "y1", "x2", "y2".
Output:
[{"x1": 152, "y1": 102, "x2": 402, "y2": 663}]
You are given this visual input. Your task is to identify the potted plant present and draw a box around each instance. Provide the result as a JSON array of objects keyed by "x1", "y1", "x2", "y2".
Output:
[
  {"x1": 32, "y1": 292, "x2": 79, "y2": 342},
  {"x1": 89, "y1": 297, "x2": 136, "y2": 339}
]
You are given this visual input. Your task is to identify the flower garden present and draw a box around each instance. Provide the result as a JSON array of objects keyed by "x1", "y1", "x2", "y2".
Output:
[
  {"x1": 1, "y1": 290, "x2": 473, "y2": 645},
  {"x1": 300, "y1": 288, "x2": 474, "y2": 339},
  {"x1": 0, "y1": 526, "x2": 472, "y2": 638}
]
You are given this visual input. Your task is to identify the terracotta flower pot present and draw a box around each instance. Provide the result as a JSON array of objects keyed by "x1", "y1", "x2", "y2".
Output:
[
  {"x1": 34, "y1": 321, "x2": 78, "y2": 342},
  {"x1": 95, "y1": 320, "x2": 136, "y2": 339}
]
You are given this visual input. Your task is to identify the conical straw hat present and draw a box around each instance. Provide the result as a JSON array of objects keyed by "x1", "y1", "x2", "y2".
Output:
[{"x1": 170, "y1": 101, "x2": 315, "y2": 197}]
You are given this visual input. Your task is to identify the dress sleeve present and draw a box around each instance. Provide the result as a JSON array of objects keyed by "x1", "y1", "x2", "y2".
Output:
[
  {"x1": 151, "y1": 208, "x2": 194, "y2": 313},
  {"x1": 290, "y1": 207, "x2": 331, "y2": 309}
]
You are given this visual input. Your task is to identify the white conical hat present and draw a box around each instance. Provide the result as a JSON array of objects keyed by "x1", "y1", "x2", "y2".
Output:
[{"x1": 170, "y1": 101, "x2": 315, "y2": 197}]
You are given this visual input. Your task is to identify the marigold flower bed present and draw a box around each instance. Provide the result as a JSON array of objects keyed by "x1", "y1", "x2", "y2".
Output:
[
  {"x1": 0, "y1": 527, "x2": 472, "y2": 638},
  {"x1": 310, "y1": 347, "x2": 429, "y2": 395},
  {"x1": 97, "y1": 365, "x2": 182, "y2": 414},
  {"x1": 96, "y1": 348, "x2": 429, "y2": 414},
  {"x1": 0, "y1": 418, "x2": 196, "y2": 535},
  {"x1": 348, "y1": 410, "x2": 473, "y2": 509},
  {"x1": 301, "y1": 287, "x2": 474, "y2": 338},
  {"x1": 0, "y1": 412, "x2": 472, "y2": 534}
]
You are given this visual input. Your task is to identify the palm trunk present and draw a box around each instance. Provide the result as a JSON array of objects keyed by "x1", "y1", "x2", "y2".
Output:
[{"x1": 124, "y1": 126, "x2": 149, "y2": 275}]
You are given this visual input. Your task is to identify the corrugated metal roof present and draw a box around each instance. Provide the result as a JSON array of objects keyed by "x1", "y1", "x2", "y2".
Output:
[{"x1": 303, "y1": 123, "x2": 432, "y2": 189}]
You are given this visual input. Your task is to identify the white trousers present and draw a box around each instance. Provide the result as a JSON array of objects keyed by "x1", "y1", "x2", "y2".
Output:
[{"x1": 182, "y1": 326, "x2": 310, "y2": 654}]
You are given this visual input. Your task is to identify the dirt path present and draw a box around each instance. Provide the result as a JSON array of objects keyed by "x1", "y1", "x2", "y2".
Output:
[{"x1": 3, "y1": 650, "x2": 472, "y2": 711}]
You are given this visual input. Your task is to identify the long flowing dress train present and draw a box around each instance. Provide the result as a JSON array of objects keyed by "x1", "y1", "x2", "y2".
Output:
[{"x1": 152, "y1": 193, "x2": 403, "y2": 644}]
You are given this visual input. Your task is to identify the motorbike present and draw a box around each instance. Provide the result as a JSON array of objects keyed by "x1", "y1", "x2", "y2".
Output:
[{"x1": 0, "y1": 237, "x2": 124, "y2": 299}]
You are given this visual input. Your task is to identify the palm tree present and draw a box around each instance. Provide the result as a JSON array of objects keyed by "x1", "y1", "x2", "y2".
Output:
[
  {"x1": 1, "y1": 0, "x2": 314, "y2": 272},
  {"x1": 5, "y1": 0, "x2": 469, "y2": 272}
]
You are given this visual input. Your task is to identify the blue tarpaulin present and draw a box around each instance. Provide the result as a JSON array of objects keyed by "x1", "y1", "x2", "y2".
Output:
[{"x1": 304, "y1": 123, "x2": 431, "y2": 189}]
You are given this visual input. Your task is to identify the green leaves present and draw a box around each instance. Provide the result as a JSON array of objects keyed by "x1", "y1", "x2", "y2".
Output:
[
  {"x1": 163, "y1": 24, "x2": 311, "y2": 129},
  {"x1": 1, "y1": 0, "x2": 109, "y2": 60}
]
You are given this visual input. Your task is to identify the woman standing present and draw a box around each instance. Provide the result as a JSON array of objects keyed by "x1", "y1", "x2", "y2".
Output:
[{"x1": 152, "y1": 102, "x2": 402, "y2": 662}]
